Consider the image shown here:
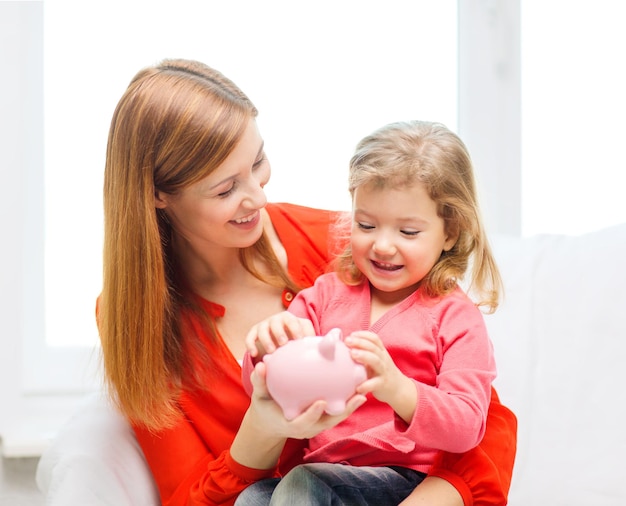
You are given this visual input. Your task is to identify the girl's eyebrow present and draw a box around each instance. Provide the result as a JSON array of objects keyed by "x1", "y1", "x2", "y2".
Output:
[
  {"x1": 397, "y1": 216, "x2": 430, "y2": 226},
  {"x1": 207, "y1": 141, "x2": 265, "y2": 191},
  {"x1": 354, "y1": 209, "x2": 430, "y2": 226}
]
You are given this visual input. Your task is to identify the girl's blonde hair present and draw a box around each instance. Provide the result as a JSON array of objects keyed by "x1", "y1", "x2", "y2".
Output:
[
  {"x1": 336, "y1": 120, "x2": 502, "y2": 313},
  {"x1": 100, "y1": 59, "x2": 296, "y2": 431}
]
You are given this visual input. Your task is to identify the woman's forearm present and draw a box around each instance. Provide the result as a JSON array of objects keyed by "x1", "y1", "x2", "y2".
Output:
[{"x1": 230, "y1": 407, "x2": 287, "y2": 470}]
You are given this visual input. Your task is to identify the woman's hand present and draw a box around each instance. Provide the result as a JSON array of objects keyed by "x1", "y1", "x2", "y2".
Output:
[
  {"x1": 231, "y1": 359, "x2": 366, "y2": 471},
  {"x1": 345, "y1": 330, "x2": 417, "y2": 424},
  {"x1": 245, "y1": 311, "x2": 315, "y2": 358}
]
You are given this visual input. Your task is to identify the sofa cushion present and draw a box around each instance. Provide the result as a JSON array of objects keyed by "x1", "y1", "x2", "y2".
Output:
[{"x1": 487, "y1": 223, "x2": 626, "y2": 505}]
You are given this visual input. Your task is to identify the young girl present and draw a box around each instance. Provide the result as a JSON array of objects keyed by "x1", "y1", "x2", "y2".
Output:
[{"x1": 241, "y1": 120, "x2": 504, "y2": 505}]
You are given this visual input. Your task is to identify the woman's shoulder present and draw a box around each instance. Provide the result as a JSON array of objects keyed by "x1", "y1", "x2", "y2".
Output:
[
  {"x1": 266, "y1": 202, "x2": 343, "y2": 224},
  {"x1": 265, "y1": 203, "x2": 348, "y2": 288}
]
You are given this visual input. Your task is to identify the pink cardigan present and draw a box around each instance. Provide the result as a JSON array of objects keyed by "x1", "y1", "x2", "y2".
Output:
[{"x1": 289, "y1": 273, "x2": 496, "y2": 474}]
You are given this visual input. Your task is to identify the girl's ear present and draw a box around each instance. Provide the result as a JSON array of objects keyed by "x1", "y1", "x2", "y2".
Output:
[
  {"x1": 154, "y1": 190, "x2": 168, "y2": 209},
  {"x1": 443, "y1": 224, "x2": 459, "y2": 252}
]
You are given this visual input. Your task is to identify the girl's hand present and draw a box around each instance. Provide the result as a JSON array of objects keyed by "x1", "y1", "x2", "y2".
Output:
[
  {"x1": 345, "y1": 330, "x2": 417, "y2": 424},
  {"x1": 245, "y1": 311, "x2": 315, "y2": 358},
  {"x1": 249, "y1": 361, "x2": 366, "y2": 440}
]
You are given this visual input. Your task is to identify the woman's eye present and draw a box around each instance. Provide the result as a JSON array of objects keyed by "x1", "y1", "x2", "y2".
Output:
[
  {"x1": 217, "y1": 184, "x2": 236, "y2": 198},
  {"x1": 357, "y1": 223, "x2": 374, "y2": 230},
  {"x1": 252, "y1": 155, "x2": 267, "y2": 169}
]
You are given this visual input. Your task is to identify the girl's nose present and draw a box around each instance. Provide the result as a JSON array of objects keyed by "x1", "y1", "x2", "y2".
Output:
[{"x1": 372, "y1": 235, "x2": 396, "y2": 256}]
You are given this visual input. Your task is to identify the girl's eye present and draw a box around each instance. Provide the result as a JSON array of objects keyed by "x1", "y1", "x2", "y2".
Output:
[{"x1": 401, "y1": 230, "x2": 420, "y2": 236}]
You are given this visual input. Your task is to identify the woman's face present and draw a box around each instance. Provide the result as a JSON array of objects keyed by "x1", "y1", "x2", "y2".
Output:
[{"x1": 156, "y1": 118, "x2": 270, "y2": 251}]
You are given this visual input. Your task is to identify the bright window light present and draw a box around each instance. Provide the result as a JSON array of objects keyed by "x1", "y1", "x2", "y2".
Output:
[
  {"x1": 521, "y1": 0, "x2": 626, "y2": 236},
  {"x1": 44, "y1": 1, "x2": 458, "y2": 346}
]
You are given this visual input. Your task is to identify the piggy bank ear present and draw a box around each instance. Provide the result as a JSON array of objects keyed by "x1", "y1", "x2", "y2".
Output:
[{"x1": 319, "y1": 328, "x2": 341, "y2": 360}]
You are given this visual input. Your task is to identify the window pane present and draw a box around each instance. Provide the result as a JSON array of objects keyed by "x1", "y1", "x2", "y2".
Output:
[{"x1": 521, "y1": 0, "x2": 626, "y2": 236}]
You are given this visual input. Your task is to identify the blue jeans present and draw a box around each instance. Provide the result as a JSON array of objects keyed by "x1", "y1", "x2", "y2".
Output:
[{"x1": 234, "y1": 463, "x2": 425, "y2": 506}]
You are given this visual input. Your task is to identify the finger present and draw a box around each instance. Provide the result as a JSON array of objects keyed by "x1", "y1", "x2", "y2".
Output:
[
  {"x1": 348, "y1": 330, "x2": 379, "y2": 342},
  {"x1": 285, "y1": 400, "x2": 328, "y2": 438},
  {"x1": 295, "y1": 318, "x2": 315, "y2": 337},
  {"x1": 349, "y1": 347, "x2": 379, "y2": 370},
  {"x1": 345, "y1": 332, "x2": 383, "y2": 353},
  {"x1": 281, "y1": 318, "x2": 309, "y2": 341},
  {"x1": 344, "y1": 393, "x2": 367, "y2": 413},
  {"x1": 245, "y1": 326, "x2": 263, "y2": 357},
  {"x1": 257, "y1": 320, "x2": 283, "y2": 354},
  {"x1": 271, "y1": 315, "x2": 313, "y2": 343},
  {"x1": 268, "y1": 317, "x2": 292, "y2": 346},
  {"x1": 250, "y1": 361, "x2": 271, "y2": 399},
  {"x1": 355, "y1": 378, "x2": 380, "y2": 395}
]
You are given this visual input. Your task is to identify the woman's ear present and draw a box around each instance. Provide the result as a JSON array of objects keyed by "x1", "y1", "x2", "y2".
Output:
[{"x1": 154, "y1": 190, "x2": 168, "y2": 209}]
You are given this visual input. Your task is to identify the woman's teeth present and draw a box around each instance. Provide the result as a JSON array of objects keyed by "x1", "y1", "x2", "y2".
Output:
[{"x1": 234, "y1": 214, "x2": 255, "y2": 224}]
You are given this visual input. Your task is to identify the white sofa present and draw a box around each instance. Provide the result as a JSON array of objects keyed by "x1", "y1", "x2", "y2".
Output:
[{"x1": 36, "y1": 223, "x2": 626, "y2": 505}]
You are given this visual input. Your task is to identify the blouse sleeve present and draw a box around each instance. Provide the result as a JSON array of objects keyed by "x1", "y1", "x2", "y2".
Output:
[
  {"x1": 426, "y1": 387, "x2": 518, "y2": 506},
  {"x1": 134, "y1": 417, "x2": 279, "y2": 506}
]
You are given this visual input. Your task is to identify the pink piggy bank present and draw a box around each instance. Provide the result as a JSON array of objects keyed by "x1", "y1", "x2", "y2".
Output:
[{"x1": 264, "y1": 328, "x2": 367, "y2": 420}]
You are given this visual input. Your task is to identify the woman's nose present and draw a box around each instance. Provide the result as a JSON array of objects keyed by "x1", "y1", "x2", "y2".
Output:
[{"x1": 244, "y1": 174, "x2": 268, "y2": 208}]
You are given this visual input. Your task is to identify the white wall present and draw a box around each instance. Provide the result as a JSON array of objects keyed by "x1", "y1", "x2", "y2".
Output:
[{"x1": 458, "y1": 0, "x2": 521, "y2": 237}]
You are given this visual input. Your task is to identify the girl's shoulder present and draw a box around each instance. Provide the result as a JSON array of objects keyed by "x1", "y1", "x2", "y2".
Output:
[{"x1": 414, "y1": 285, "x2": 481, "y2": 316}]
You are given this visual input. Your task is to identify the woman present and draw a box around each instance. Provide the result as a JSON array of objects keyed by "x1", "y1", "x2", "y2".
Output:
[{"x1": 99, "y1": 58, "x2": 516, "y2": 505}]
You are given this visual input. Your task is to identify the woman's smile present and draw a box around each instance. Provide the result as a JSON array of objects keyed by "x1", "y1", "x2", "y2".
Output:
[{"x1": 230, "y1": 210, "x2": 261, "y2": 229}]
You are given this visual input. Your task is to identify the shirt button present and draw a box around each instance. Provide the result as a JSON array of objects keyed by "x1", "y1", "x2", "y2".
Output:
[{"x1": 282, "y1": 289, "x2": 294, "y2": 307}]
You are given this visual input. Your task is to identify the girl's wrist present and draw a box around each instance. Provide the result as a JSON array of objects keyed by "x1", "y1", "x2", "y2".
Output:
[{"x1": 388, "y1": 375, "x2": 418, "y2": 424}]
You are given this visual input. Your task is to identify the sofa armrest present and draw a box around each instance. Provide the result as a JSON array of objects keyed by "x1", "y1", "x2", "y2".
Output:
[{"x1": 36, "y1": 391, "x2": 160, "y2": 505}]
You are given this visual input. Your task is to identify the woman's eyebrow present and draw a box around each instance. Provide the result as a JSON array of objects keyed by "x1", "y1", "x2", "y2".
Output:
[{"x1": 207, "y1": 141, "x2": 265, "y2": 191}]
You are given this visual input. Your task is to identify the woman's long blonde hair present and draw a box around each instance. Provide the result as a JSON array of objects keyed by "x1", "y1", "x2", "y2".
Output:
[
  {"x1": 336, "y1": 120, "x2": 502, "y2": 313},
  {"x1": 100, "y1": 59, "x2": 295, "y2": 431}
]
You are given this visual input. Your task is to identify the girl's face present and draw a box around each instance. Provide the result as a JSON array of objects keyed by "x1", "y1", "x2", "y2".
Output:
[
  {"x1": 351, "y1": 181, "x2": 457, "y2": 303},
  {"x1": 155, "y1": 118, "x2": 270, "y2": 251}
]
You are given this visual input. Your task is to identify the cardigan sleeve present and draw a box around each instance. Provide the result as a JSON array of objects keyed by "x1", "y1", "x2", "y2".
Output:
[{"x1": 427, "y1": 387, "x2": 518, "y2": 506}]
